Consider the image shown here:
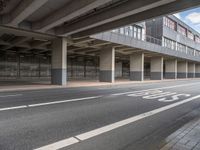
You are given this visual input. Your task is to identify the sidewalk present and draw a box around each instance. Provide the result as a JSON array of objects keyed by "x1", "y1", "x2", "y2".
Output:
[
  {"x1": 0, "y1": 78, "x2": 198, "y2": 92},
  {"x1": 160, "y1": 118, "x2": 200, "y2": 150}
]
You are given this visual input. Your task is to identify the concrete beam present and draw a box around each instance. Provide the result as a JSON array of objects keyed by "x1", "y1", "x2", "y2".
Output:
[
  {"x1": 5, "y1": 0, "x2": 49, "y2": 26},
  {"x1": 56, "y1": 0, "x2": 173, "y2": 36},
  {"x1": 33, "y1": 0, "x2": 112, "y2": 32},
  {"x1": 0, "y1": 26, "x2": 55, "y2": 40},
  {"x1": 2, "y1": 36, "x2": 31, "y2": 50},
  {"x1": 72, "y1": 0, "x2": 200, "y2": 37}
]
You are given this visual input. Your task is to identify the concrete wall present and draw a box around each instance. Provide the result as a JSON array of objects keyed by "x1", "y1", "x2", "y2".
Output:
[
  {"x1": 91, "y1": 32, "x2": 200, "y2": 62},
  {"x1": 188, "y1": 63, "x2": 195, "y2": 78},
  {"x1": 177, "y1": 61, "x2": 188, "y2": 78},
  {"x1": 165, "y1": 59, "x2": 177, "y2": 79},
  {"x1": 196, "y1": 64, "x2": 200, "y2": 78},
  {"x1": 150, "y1": 57, "x2": 163, "y2": 80}
]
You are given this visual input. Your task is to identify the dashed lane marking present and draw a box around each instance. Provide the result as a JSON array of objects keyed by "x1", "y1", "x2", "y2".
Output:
[
  {"x1": 0, "y1": 96, "x2": 102, "y2": 112},
  {"x1": 0, "y1": 94, "x2": 22, "y2": 98}
]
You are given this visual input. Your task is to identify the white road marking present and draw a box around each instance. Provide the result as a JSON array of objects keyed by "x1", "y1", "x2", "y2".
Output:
[
  {"x1": 28, "y1": 96, "x2": 102, "y2": 107},
  {"x1": 142, "y1": 92, "x2": 177, "y2": 99},
  {"x1": 111, "y1": 82, "x2": 200, "y2": 96},
  {"x1": 0, "y1": 94, "x2": 22, "y2": 98},
  {"x1": 35, "y1": 95, "x2": 200, "y2": 150},
  {"x1": 1, "y1": 82, "x2": 200, "y2": 112},
  {"x1": 158, "y1": 94, "x2": 191, "y2": 102},
  {"x1": 0, "y1": 96, "x2": 102, "y2": 112},
  {"x1": 35, "y1": 137, "x2": 79, "y2": 150},
  {"x1": 0, "y1": 105, "x2": 27, "y2": 111}
]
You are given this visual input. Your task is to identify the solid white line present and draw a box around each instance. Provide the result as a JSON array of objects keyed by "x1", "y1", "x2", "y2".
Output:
[
  {"x1": 0, "y1": 94, "x2": 22, "y2": 98},
  {"x1": 28, "y1": 96, "x2": 102, "y2": 107},
  {"x1": 0, "y1": 96, "x2": 102, "y2": 112},
  {"x1": 0, "y1": 105, "x2": 27, "y2": 111},
  {"x1": 35, "y1": 95, "x2": 200, "y2": 150},
  {"x1": 35, "y1": 137, "x2": 79, "y2": 150},
  {"x1": 111, "y1": 82, "x2": 200, "y2": 96},
  {"x1": 76, "y1": 95, "x2": 200, "y2": 140}
]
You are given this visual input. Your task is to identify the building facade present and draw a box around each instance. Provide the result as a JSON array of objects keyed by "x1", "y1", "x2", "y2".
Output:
[{"x1": 0, "y1": 15, "x2": 200, "y2": 84}]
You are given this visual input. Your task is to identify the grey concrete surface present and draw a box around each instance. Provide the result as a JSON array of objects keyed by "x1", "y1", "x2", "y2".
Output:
[
  {"x1": 0, "y1": 79, "x2": 200, "y2": 150},
  {"x1": 130, "y1": 71, "x2": 144, "y2": 81}
]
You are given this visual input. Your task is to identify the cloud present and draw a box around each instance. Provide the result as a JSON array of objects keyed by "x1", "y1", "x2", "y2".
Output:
[
  {"x1": 186, "y1": 12, "x2": 200, "y2": 24},
  {"x1": 174, "y1": 13, "x2": 181, "y2": 19}
]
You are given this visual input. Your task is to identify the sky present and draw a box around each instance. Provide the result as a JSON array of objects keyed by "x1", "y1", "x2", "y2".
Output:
[{"x1": 174, "y1": 7, "x2": 200, "y2": 33}]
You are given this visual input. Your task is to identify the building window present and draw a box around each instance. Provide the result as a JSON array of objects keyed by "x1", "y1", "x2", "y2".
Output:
[
  {"x1": 163, "y1": 17, "x2": 176, "y2": 30},
  {"x1": 195, "y1": 36, "x2": 200, "y2": 43},
  {"x1": 124, "y1": 26, "x2": 133, "y2": 36},
  {"x1": 187, "y1": 47, "x2": 195, "y2": 56},
  {"x1": 133, "y1": 25, "x2": 142, "y2": 40},
  {"x1": 178, "y1": 25, "x2": 187, "y2": 36},
  {"x1": 187, "y1": 31, "x2": 194, "y2": 40},
  {"x1": 120, "y1": 28, "x2": 125, "y2": 34},
  {"x1": 177, "y1": 43, "x2": 186, "y2": 53},
  {"x1": 195, "y1": 50, "x2": 200, "y2": 57},
  {"x1": 112, "y1": 29, "x2": 119, "y2": 33},
  {"x1": 163, "y1": 37, "x2": 176, "y2": 50}
]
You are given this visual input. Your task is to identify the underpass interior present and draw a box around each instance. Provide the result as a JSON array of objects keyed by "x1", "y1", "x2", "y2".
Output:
[{"x1": 0, "y1": 28, "x2": 199, "y2": 89}]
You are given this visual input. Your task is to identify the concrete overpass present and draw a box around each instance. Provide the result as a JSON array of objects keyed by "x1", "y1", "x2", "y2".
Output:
[
  {"x1": 0, "y1": 0, "x2": 200, "y2": 37},
  {"x1": 1, "y1": 0, "x2": 200, "y2": 86}
]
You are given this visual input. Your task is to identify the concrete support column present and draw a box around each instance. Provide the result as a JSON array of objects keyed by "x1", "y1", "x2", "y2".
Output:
[
  {"x1": 51, "y1": 38, "x2": 67, "y2": 85},
  {"x1": 99, "y1": 47, "x2": 115, "y2": 82},
  {"x1": 130, "y1": 53, "x2": 144, "y2": 81},
  {"x1": 165, "y1": 59, "x2": 177, "y2": 79},
  {"x1": 196, "y1": 64, "x2": 200, "y2": 78},
  {"x1": 150, "y1": 57, "x2": 163, "y2": 80},
  {"x1": 188, "y1": 63, "x2": 195, "y2": 78},
  {"x1": 177, "y1": 61, "x2": 188, "y2": 78}
]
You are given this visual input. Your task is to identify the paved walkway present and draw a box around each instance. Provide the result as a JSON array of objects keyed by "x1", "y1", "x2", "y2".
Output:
[
  {"x1": 0, "y1": 78, "x2": 199, "y2": 92},
  {"x1": 161, "y1": 118, "x2": 200, "y2": 150}
]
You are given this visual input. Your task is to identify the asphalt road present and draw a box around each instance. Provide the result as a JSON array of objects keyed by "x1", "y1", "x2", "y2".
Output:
[{"x1": 1, "y1": 79, "x2": 200, "y2": 150}]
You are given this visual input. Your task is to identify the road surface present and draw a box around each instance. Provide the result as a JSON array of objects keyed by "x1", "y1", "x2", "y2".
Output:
[{"x1": 1, "y1": 79, "x2": 200, "y2": 150}]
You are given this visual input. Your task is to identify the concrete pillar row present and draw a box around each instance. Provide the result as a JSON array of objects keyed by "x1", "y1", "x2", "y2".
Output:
[
  {"x1": 130, "y1": 53, "x2": 144, "y2": 81},
  {"x1": 196, "y1": 64, "x2": 200, "y2": 78},
  {"x1": 99, "y1": 47, "x2": 115, "y2": 83},
  {"x1": 51, "y1": 38, "x2": 67, "y2": 85},
  {"x1": 177, "y1": 61, "x2": 188, "y2": 78},
  {"x1": 188, "y1": 63, "x2": 195, "y2": 78},
  {"x1": 165, "y1": 59, "x2": 177, "y2": 79},
  {"x1": 150, "y1": 56, "x2": 163, "y2": 80}
]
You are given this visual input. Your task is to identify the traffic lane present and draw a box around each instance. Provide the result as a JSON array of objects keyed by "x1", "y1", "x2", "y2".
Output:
[
  {"x1": 0, "y1": 81, "x2": 199, "y2": 119},
  {"x1": 0, "y1": 80, "x2": 199, "y2": 108},
  {"x1": 63, "y1": 99, "x2": 200, "y2": 150},
  {"x1": 0, "y1": 86, "x2": 200, "y2": 149}
]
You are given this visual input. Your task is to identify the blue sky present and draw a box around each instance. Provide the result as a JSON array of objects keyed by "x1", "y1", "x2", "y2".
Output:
[{"x1": 174, "y1": 7, "x2": 200, "y2": 33}]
